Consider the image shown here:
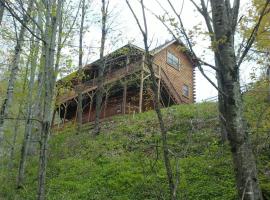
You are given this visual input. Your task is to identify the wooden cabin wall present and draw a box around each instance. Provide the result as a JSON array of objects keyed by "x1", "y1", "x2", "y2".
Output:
[{"x1": 153, "y1": 43, "x2": 195, "y2": 103}]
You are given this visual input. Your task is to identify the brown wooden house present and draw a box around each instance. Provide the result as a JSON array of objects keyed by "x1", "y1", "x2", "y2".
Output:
[{"x1": 54, "y1": 40, "x2": 196, "y2": 125}]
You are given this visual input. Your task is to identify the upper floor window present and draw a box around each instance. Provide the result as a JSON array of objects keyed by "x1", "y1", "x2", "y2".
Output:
[
  {"x1": 182, "y1": 84, "x2": 189, "y2": 97},
  {"x1": 167, "y1": 51, "x2": 179, "y2": 69}
]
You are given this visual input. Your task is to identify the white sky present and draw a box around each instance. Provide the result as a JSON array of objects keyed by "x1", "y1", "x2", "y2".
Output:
[{"x1": 65, "y1": 0, "x2": 254, "y2": 102}]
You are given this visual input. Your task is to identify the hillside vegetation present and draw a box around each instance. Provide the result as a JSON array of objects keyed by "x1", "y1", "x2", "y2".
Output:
[{"x1": 0, "y1": 98, "x2": 269, "y2": 199}]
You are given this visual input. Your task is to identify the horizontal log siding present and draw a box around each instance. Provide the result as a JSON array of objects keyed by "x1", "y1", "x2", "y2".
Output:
[{"x1": 153, "y1": 43, "x2": 195, "y2": 103}]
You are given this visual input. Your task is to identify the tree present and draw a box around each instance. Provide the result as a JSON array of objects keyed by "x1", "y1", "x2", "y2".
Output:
[
  {"x1": 37, "y1": 0, "x2": 62, "y2": 199},
  {"x1": 94, "y1": 0, "x2": 109, "y2": 135},
  {"x1": 0, "y1": 0, "x2": 34, "y2": 155},
  {"x1": 245, "y1": 0, "x2": 270, "y2": 51},
  {"x1": 152, "y1": 0, "x2": 270, "y2": 199},
  {"x1": 77, "y1": 0, "x2": 86, "y2": 133},
  {"x1": 126, "y1": 0, "x2": 176, "y2": 199},
  {"x1": 17, "y1": 16, "x2": 41, "y2": 188},
  {"x1": 0, "y1": 1, "x2": 4, "y2": 25}
]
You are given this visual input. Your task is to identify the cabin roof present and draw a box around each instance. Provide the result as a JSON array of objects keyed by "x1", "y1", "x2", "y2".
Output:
[
  {"x1": 57, "y1": 39, "x2": 197, "y2": 86},
  {"x1": 151, "y1": 39, "x2": 176, "y2": 54}
]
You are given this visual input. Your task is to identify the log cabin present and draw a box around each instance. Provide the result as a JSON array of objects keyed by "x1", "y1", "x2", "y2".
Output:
[{"x1": 54, "y1": 40, "x2": 196, "y2": 125}]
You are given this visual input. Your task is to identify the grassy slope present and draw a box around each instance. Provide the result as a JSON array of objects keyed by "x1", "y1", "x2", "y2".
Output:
[{"x1": 1, "y1": 102, "x2": 269, "y2": 200}]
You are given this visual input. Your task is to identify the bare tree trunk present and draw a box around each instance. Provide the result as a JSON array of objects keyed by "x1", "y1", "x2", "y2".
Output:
[
  {"x1": 144, "y1": 43, "x2": 175, "y2": 200},
  {"x1": 17, "y1": 23, "x2": 40, "y2": 188},
  {"x1": 8, "y1": 110, "x2": 21, "y2": 169},
  {"x1": 8, "y1": 54, "x2": 32, "y2": 169},
  {"x1": 0, "y1": 1, "x2": 4, "y2": 25},
  {"x1": 215, "y1": 60, "x2": 228, "y2": 142},
  {"x1": 37, "y1": 0, "x2": 62, "y2": 199},
  {"x1": 126, "y1": 0, "x2": 175, "y2": 199},
  {"x1": 0, "y1": 0, "x2": 33, "y2": 153},
  {"x1": 94, "y1": 0, "x2": 108, "y2": 135},
  {"x1": 210, "y1": 1, "x2": 262, "y2": 199},
  {"x1": 77, "y1": 0, "x2": 86, "y2": 133}
]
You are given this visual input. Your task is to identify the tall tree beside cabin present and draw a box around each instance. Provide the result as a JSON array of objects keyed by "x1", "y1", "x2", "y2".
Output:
[
  {"x1": 37, "y1": 0, "x2": 62, "y2": 199},
  {"x1": 77, "y1": 0, "x2": 86, "y2": 133},
  {"x1": 17, "y1": 19, "x2": 40, "y2": 188},
  {"x1": 0, "y1": 0, "x2": 34, "y2": 154},
  {"x1": 209, "y1": 1, "x2": 268, "y2": 199},
  {"x1": 0, "y1": 1, "x2": 4, "y2": 25},
  {"x1": 94, "y1": 0, "x2": 109, "y2": 135},
  {"x1": 155, "y1": 0, "x2": 269, "y2": 199},
  {"x1": 126, "y1": 0, "x2": 177, "y2": 199}
]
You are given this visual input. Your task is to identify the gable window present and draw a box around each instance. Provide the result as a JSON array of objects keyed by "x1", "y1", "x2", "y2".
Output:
[
  {"x1": 182, "y1": 84, "x2": 189, "y2": 97},
  {"x1": 167, "y1": 51, "x2": 179, "y2": 69}
]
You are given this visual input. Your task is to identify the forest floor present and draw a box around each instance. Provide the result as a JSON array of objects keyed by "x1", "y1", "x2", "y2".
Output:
[{"x1": 0, "y1": 100, "x2": 269, "y2": 199}]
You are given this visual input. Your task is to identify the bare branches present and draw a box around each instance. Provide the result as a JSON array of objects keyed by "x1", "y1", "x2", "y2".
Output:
[
  {"x1": 190, "y1": 0, "x2": 203, "y2": 14},
  {"x1": 61, "y1": 0, "x2": 82, "y2": 46},
  {"x1": 126, "y1": 0, "x2": 176, "y2": 198},
  {"x1": 155, "y1": 0, "x2": 224, "y2": 94},
  {"x1": 2, "y1": 117, "x2": 42, "y2": 124},
  {"x1": 141, "y1": 0, "x2": 148, "y2": 37},
  {"x1": 190, "y1": 0, "x2": 214, "y2": 41},
  {"x1": 1, "y1": 0, "x2": 45, "y2": 43},
  {"x1": 126, "y1": 0, "x2": 145, "y2": 36}
]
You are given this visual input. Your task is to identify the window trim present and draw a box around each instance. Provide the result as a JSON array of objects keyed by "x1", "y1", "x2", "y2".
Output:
[
  {"x1": 166, "y1": 51, "x2": 180, "y2": 70},
  {"x1": 182, "y1": 84, "x2": 189, "y2": 98}
]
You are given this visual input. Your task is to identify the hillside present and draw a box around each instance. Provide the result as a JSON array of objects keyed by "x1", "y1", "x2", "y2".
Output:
[{"x1": 0, "y1": 102, "x2": 269, "y2": 200}]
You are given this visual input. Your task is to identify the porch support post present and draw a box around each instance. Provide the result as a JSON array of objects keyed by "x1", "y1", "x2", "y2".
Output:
[
  {"x1": 139, "y1": 55, "x2": 145, "y2": 113},
  {"x1": 103, "y1": 92, "x2": 109, "y2": 118},
  {"x1": 87, "y1": 92, "x2": 94, "y2": 122},
  {"x1": 51, "y1": 108, "x2": 57, "y2": 129},
  {"x1": 58, "y1": 107, "x2": 61, "y2": 129},
  {"x1": 123, "y1": 82, "x2": 127, "y2": 114},
  {"x1": 74, "y1": 98, "x2": 78, "y2": 124},
  {"x1": 63, "y1": 103, "x2": 67, "y2": 126}
]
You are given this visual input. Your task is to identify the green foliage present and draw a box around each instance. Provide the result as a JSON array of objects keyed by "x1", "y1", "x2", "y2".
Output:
[
  {"x1": 240, "y1": 0, "x2": 270, "y2": 65},
  {"x1": 244, "y1": 80, "x2": 270, "y2": 199},
  {"x1": 0, "y1": 100, "x2": 269, "y2": 199}
]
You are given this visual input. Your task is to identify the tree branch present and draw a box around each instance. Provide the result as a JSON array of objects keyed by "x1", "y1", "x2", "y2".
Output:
[
  {"x1": 126, "y1": 0, "x2": 145, "y2": 36},
  {"x1": 237, "y1": 0, "x2": 270, "y2": 67},
  {"x1": 1, "y1": 0, "x2": 45, "y2": 43}
]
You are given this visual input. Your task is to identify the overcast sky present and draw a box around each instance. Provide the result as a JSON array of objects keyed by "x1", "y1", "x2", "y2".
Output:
[{"x1": 66, "y1": 0, "x2": 253, "y2": 102}]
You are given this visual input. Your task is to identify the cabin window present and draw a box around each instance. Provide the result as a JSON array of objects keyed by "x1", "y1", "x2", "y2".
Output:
[
  {"x1": 167, "y1": 51, "x2": 179, "y2": 69},
  {"x1": 182, "y1": 84, "x2": 189, "y2": 97}
]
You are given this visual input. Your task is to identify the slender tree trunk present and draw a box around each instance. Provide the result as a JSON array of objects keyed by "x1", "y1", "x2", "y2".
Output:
[
  {"x1": 0, "y1": 0, "x2": 33, "y2": 153},
  {"x1": 8, "y1": 110, "x2": 21, "y2": 169},
  {"x1": 37, "y1": 0, "x2": 61, "y2": 199},
  {"x1": 0, "y1": 1, "x2": 4, "y2": 25},
  {"x1": 94, "y1": 0, "x2": 107, "y2": 135},
  {"x1": 8, "y1": 55, "x2": 31, "y2": 169},
  {"x1": 144, "y1": 43, "x2": 175, "y2": 200},
  {"x1": 77, "y1": 0, "x2": 86, "y2": 133},
  {"x1": 126, "y1": 0, "x2": 175, "y2": 198},
  {"x1": 215, "y1": 56, "x2": 228, "y2": 142},
  {"x1": 17, "y1": 24, "x2": 40, "y2": 188},
  {"x1": 210, "y1": 1, "x2": 262, "y2": 199}
]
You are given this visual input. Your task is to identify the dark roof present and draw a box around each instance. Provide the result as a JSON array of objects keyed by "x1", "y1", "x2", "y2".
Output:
[{"x1": 58, "y1": 40, "x2": 198, "y2": 86}]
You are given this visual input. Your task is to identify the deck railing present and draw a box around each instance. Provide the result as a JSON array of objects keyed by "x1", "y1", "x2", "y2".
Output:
[{"x1": 57, "y1": 59, "x2": 144, "y2": 104}]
